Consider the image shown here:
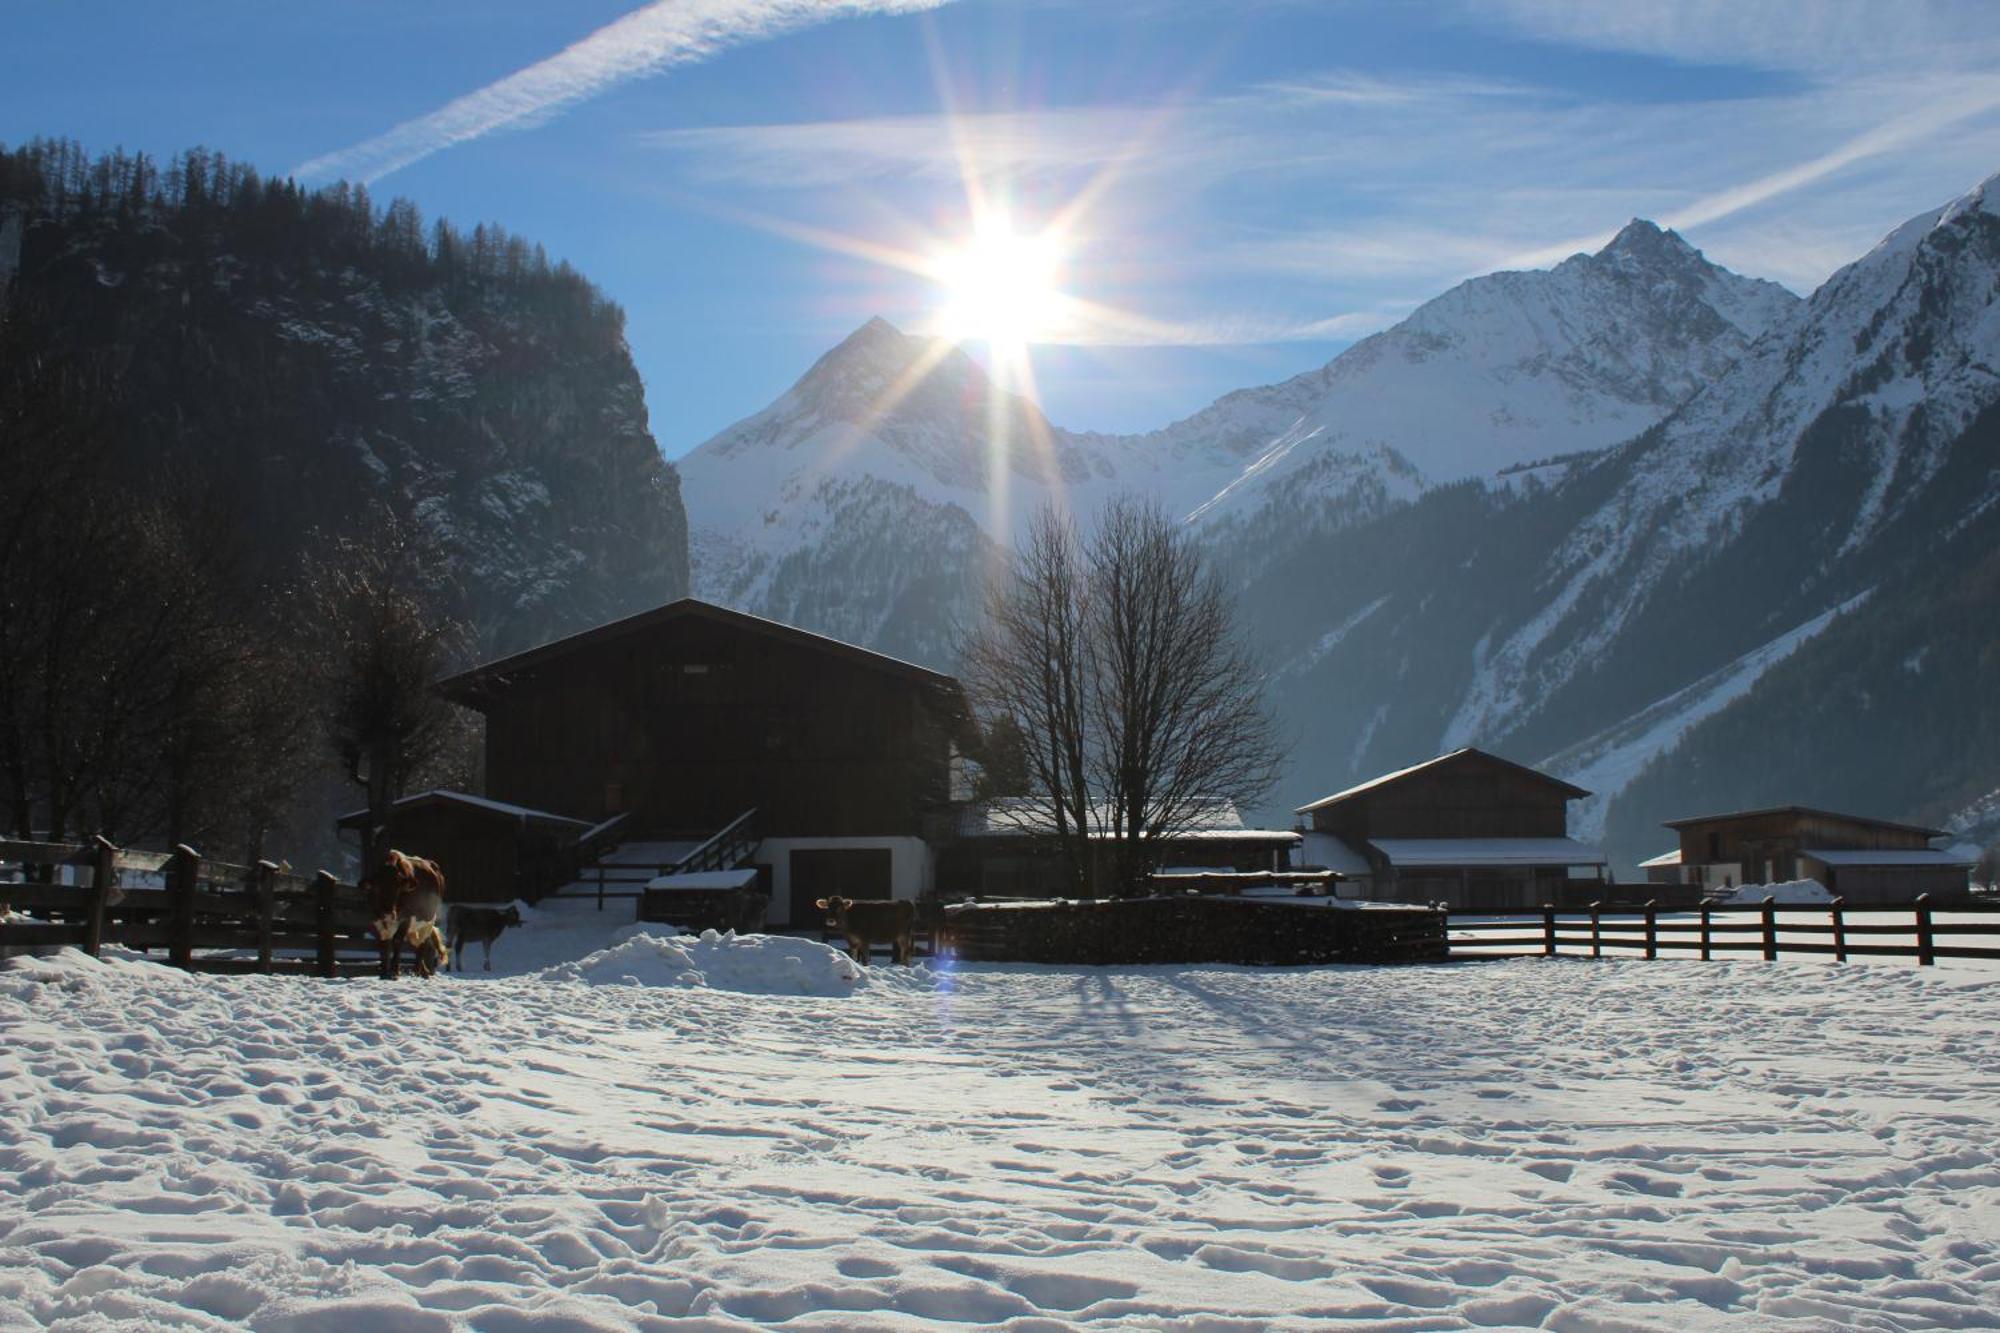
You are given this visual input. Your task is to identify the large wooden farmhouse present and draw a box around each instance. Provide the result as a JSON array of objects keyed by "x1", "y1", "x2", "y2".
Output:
[
  {"x1": 1640, "y1": 806, "x2": 1975, "y2": 903},
  {"x1": 383, "y1": 598, "x2": 970, "y2": 922},
  {"x1": 1295, "y1": 748, "x2": 1609, "y2": 911}
]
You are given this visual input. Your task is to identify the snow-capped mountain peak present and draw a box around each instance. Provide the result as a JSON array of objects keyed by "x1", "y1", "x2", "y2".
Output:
[{"x1": 680, "y1": 213, "x2": 1802, "y2": 665}]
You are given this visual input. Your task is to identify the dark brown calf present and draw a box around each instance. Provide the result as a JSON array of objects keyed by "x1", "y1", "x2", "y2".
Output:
[
  {"x1": 816, "y1": 896, "x2": 916, "y2": 966},
  {"x1": 447, "y1": 904, "x2": 522, "y2": 972}
]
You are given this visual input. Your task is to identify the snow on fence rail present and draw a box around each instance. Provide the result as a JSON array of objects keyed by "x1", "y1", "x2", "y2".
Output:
[
  {"x1": 1446, "y1": 896, "x2": 2000, "y2": 967},
  {"x1": 0, "y1": 838, "x2": 382, "y2": 976}
]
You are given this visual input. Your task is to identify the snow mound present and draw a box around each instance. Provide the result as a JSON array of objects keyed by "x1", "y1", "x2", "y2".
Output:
[
  {"x1": 1721, "y1": 879, "x2": 1833, "y2": 904},
  {"x1": 539, "y1": 929, "x2": 936, "y2": 995}
]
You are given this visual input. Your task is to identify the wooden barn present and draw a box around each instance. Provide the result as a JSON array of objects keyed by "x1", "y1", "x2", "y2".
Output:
[
  {"x1": 433, "y1": 598, "x2": 971, "y2": 926},
  {"x1": 1294, "y1": 748, "x2": 1609, "y2": 911},
  {"x1": 336, "y1": 790, "x2": 594, "y2": 904},
  {"x1": 940, "y1": 798, "x2": 1301, "y2": 897},
  {"x1": 1641, "y1": 806, "x2": 1975, "y2": 904}
]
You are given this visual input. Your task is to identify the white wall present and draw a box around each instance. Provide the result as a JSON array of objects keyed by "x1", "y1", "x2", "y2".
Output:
[{"x1": 753, "y1": 836, "x2": 934, "y2": 926}]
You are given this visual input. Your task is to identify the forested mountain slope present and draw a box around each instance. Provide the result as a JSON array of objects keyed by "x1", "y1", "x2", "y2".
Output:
[{"x1": 0, "y1": 139, "x2": 688, "y2": 655}]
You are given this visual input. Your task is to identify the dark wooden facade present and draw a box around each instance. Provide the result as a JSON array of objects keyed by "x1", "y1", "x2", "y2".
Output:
[
  {"x1": 1296, "y1": 749, "x2": 1603, "y2": 911},
  {"x1": 1300, "y1": 749, "x2": 1583, "y2": 842},
  {"x1": 1662, "y1": 806, "x2": 1970, "y2": 903},
  {"x1": 438, "y1": 600, "x2": 969, "y2": 840}
]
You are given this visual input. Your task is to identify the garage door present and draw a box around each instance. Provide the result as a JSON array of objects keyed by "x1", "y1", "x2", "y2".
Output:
[{"x1": 789, "y1": 848, "x2": 893, "y2": 926}]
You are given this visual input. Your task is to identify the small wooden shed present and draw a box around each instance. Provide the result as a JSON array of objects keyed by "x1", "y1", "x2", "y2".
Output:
[
  {"x1": 1294, "y1": 748, "x2": 1608, "y2": 910},
  {"x1": 337, "y1": 790, "x2": 593, "y2": 903},
  {"x1": 1650, "y1": 806, "x2": 1974, "y2": 904}
]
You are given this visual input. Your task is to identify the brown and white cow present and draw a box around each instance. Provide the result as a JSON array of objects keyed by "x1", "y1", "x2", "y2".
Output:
[
  {"x1": 815, "y1": 895, "x2": 916, "y2": 966},
  {"x1": 363, "y1": 849, "x2": 447, "y2": 979}
]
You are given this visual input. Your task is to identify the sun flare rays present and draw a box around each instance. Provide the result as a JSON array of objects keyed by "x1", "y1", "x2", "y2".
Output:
[{"x1": 700, "y1": 46, "x2": 1188, "y2": 542}]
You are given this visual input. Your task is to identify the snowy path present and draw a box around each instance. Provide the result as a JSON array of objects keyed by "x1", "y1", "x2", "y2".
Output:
[{"x1": 4, "y1": 948, "x2": 1999, "y2": 1329}]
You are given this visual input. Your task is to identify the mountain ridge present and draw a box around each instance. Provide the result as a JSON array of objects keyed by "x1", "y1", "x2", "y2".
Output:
[
  {"x1": 678, "y1": 178, "x2": 2000, "y2": 857},
  {"x1": 681, "y1": 216, "x2": 1796, "y2": 666}
]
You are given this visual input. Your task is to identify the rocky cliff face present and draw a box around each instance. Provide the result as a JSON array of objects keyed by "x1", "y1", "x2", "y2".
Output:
[{"x1": 1, "y1": 140, "x2": 688, "y2": 656}]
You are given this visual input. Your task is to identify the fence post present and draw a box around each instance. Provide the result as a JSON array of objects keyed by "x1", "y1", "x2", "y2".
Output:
[
  {"x1": 1699, "y1": 904, "x2": 1711, "y2": 961},
  {"x1": 1914, "y1": 893, "x2": 1934, "y2": 967},
  {"x1": 314, "y1": 871, "x2": 339, "y2": 978},
  {"x1": 1644, "y1": 900, "x2": 1658, "y2": 960},
  {"x1": 1590, "y1": 901, "x2": 1602, "y2": 959},
  {"x1": 85, "y1": 835, "x2": 118, "y2": 958},
  {"x1": 1831, "y1": 896, "x2": 1847, "y2": 964},
  {"x1": 167, "y1": 844, "x2": 200, "y2": 970},
  {"x1": 1542, "y1": 903, "x2": 1556, "y2": 957},
  {"x1": 1762, "y1": 895, "x2": 1778, "y2": 962},
  {"x1": 254, "y1": 861, "x2": 279, "y2": 973}
]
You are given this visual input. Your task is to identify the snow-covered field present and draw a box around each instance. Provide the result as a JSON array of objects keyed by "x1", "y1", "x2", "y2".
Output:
[{"x1": 5, "y1": 935, "x2": 1999, "y2": 1330}]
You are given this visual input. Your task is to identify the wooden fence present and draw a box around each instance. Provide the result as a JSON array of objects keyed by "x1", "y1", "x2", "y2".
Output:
[
  {"x1": 0, "y1": 838, "x2": 386, "y2": 976},
  {"x1": 1446, "y1": 895, "x2": 2000, "y2": 967},
  {"x1": 944, "y1": 896, "x2": 1448, "y2": 965}
]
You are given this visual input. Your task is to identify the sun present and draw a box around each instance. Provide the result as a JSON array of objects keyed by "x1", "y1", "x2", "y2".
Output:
[{"x1": 930, "y1": 219, "x2": 1067, "y2": 352}]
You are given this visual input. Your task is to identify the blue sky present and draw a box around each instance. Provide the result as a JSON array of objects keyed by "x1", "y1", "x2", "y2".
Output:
[{"x1": 6, "y1": 1, "x2": 2000, "y2": 455}]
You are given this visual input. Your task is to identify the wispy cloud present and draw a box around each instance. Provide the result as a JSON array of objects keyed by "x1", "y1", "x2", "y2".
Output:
[
  {"x1": 639, "y1": 70, "x2": 1537, "y2": 190},
  {"x1": 1489, "y1": 74, "x2": 2000, "y2": 279},
  {"x1": 293, "y1": 0, "x2": 947, "y2": 185},
  {"x1": 634, "y1": 43, "x2": 2000, "y2": 346},
  {"x1": 1465, "y1": 0, "x2": 2000, "y2": 74}
]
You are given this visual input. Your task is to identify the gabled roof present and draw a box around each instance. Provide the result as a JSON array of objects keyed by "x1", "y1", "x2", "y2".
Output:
[
  {"x1": 437, "y1": 597, "x2": 959, "y2": 708},
  {"x1": 1661, "y1": 805, "x2": 1948, "y2": 839},
  {"x1": 1296, "y1": 747, "x2": 1589, "y2": 815},
  {"x1": 1800, "y1": 848, "x2": 1977, "y2": 868},
  {"x1": 335, "y1": 789, "x2": 593, "y2": 831}
]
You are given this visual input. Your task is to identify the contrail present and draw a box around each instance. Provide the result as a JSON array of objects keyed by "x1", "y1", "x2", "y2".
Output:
[{"x1": 294, "y1": 0, "x2": 949, "y2": 184}]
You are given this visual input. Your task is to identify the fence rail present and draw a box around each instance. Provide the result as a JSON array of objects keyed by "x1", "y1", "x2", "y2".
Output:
[
  {"x1": 1, "y1": 838, "x2": 386, "y2": 976},
  {"x1": 674, "y1": 808, "x2": 759, "y2": 876},
  {"x1": 1447, "y1": 895, "x2": 2000, "y2": 967}
]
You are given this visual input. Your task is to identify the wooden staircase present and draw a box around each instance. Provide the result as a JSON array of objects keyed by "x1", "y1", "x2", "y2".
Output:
[{"x1": 557, "y1": 809, "x2": 762, "y2": 918}]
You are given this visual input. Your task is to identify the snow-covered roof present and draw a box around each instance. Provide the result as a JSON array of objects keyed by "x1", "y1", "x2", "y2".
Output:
[
  {"x1": 1638, "y1": 849, "x2": 1682, "y2": 868},
  {"x1": 959, "y1": 798, "x2": 1298, "y2": 845},
  {"x1": 1296, "y1": 748, "x2": 1588, "y2": 814},
  {"x1": 1801, "y1": 848, "x2": 1978, "y2": 868},
  {"x1": 440, "y1": 597, "x2": 959, "y2": 708},
  {"x1": 1298, "y1": 832, "x2": 1374, "y2": 877},
  {"x1": 645, "y1": 869, "x2": 761, "y2": 891},
  {"x1": 336, "y1": 789, "x2": 593, "y2": 830},
  {"x1": 1369, "y1": 838, "x2": 1608, "y2": 868}
]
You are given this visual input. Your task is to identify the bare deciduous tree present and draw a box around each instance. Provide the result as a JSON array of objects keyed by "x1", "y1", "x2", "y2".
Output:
[
  {"x1": 961, "y1": 497, "x2": 1286, "y2": 897},
  {"x1": 961, "y1": 508, "x2": 1095, "y2": 896},
  {"x1": 299, "y1": 509, "x2": 475, "y2": 870},
  {"x1": 0, "y1": 300, "x2": 312, "y2": 855},
  {"x1": 1086, "y1": 497, "x2": 1285, "y2": 894}
]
